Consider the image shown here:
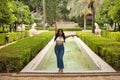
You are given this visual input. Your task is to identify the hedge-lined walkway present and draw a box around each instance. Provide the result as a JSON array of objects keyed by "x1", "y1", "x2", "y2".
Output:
[{"x1": 0, "y1": 73, "x2": 120, "y2": 80}]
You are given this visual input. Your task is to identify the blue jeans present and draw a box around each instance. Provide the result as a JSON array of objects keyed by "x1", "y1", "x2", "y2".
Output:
[{"x1": 55, "y1": 44, "x2": 64, "y2": 69}]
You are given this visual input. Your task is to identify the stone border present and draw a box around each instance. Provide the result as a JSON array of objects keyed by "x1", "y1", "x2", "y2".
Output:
[
  {"x1": 21, "y1": 37, "x2": 55, "y2": 72},
  {"x1": 21, "y1": 36, "x2": 116, "y2": 73},
  {"x1": 74, "y1": 36, "x2": 116, "y2": 72}
]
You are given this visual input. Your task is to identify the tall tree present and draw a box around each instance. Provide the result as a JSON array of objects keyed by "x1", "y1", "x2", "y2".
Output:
[
  {"x1": 10, "y1": 1, "x2": 34, "y2": 25},
  {"x1": 67, "y1": 0, "x2": 92, "y2": 30},
  {"x1": 88, "y1": 0, "x2": 102, "y2": 33},
  {"x1": 96, "y1": 0, "x2": 120, "y2": 31},
  {"x1": 45, "y1": 0, "x2": 58, "y2": 25},
  {"x1": 0, "y1": 0, "x2": 34, "y2": 32},
  {"x1": 108, "y1": 0, "x2": 120, "y2": 31},
  {"x1": 67, "y1": 0, "x2": 102, "y2": 32},
  {"x1": 18, "y1": 0, "x2": 43, "y2": 12},
  {"x1": 0, "y1": 0, "x2": 16, "y2": 32},
  {"x1": 57, "y1": 0, "x2": 69, "y2": 21}
]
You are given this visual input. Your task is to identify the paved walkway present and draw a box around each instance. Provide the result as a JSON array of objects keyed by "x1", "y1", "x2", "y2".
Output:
[{"x1": 0, "y1": 73, "x2": 120, "y2": 80}]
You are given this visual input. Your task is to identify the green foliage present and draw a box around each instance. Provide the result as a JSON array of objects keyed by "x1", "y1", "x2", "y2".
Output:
[
  {"x1": 19, "y1": 0, "x2": 43, "y2": 11},
  {"x1": 0, "y1": 32, "x2": 54, "y2": 72},
  {"x1": 108, "y1": 0, "x2": 120, "y2": 24},
  {"x1": 57, "y1": 0, "x2": 70, "y2": 21},
  {"x1": 96, "y1": 0, "x2": 120, "y2": 25},
  {"x1": 101, "y1": 31, "x2": 120, "y2": 42},
  {"x1": 49, "y1": 27, "x2": 82, "y2": 31},
  {"x1": 0, "y1": 31, "x2": 29, "y2": 45},
  {"x1": 10, "y1": 1, "x2": 34, "y2": 24},
  {"x1": 0, "y1": 0, "x2": 34, "y2": 30},
  {"x1": 96, "y1": 0, "x2": 113, "y2": 25},
  {"x1": 0, "y1": 1, "x2": 16, "y2": 25},
  {"x1": 77, "y1": 32, "x2": 120, "y2": 70},
  {"x1": 0, "y1": 33, "x2": 6, "y2": 45},
  {"x1": 45, "y1": 0, "x2": 58, "y2": 25}
]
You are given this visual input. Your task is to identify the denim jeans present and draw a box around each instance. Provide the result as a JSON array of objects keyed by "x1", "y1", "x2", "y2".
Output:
[{"x1": 55, "y1": 44, "x2": 64, "y2": 69}]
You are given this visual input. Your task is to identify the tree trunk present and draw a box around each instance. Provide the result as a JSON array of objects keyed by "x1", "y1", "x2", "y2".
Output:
[
  {"x1": 118, "y1": 23, "x2": 120, "y2": 32},
  {"x1": 113, "y1": 23, "x2": 116, "y2": 32},
  {"x1": 43, "y1": 0, "x2": 46, "y2": 30},
  {"x1": 9, "y1": 25, "x2": 11, "y2": 32},
  {"x1": 84, "y1": 15, "x2": 87, "y2": 30},
  {"x1": 88, "y1": 0, "x2": 95, "y2": 33},
  {"x1": 14, "y1": 23, "x2": 17, "y2": 31},
  {"x1": 2, "y1": 25, "x2": 4, "y2": 32},
  {"x1": 92, "y1": 8, "x2": 95, "y2": 33}
]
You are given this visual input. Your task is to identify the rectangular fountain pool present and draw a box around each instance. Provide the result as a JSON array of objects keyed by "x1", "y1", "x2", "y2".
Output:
[{"x1": 21, "y1": 37, "x2": 116, "y2": 73}]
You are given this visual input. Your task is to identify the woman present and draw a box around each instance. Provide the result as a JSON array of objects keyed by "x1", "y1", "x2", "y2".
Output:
[{"x1": 53, "y1": 21, "x2": 76, "y2": 73}]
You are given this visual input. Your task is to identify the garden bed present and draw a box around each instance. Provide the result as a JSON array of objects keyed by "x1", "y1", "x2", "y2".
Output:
[
  {"x1": 0, "y1": 31, "x2": 29, "y2": 45},
  {"x1": 77, "y1": 32, "x2": 120, "y2": 71},
  {"x1": 101, "y1": 31, "x2": 120, "y2": 42},
  {"x1": 0, "y1": 32, "x2": 54, "y2": 72}
]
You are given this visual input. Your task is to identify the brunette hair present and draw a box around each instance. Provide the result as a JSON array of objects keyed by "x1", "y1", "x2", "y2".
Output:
[{"x1": 54, "y1": 29, "x2": 65, "y2": 42}]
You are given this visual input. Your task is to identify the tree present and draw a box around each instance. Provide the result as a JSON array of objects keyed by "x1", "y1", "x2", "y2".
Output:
[
  {"x1": 108, "y1": 0, "x2": 120, "y2": 31},
  {"x1": 67, "y1": 0, "x2": 102, "y2": 33},
  {"x1": 96, "y1": 0, "x2": 113, "y2": 25},
  {"x1": 0, "y1": 0, "x2": 34, "y2": 32},
  {"x1": 67, "y1": 0, "x2": 90, "y2": 30},
  {"x1": 96, "y1": 0, "x2": 120, "y2": 31},
  {"x1": 57, "y1": 0, "x2": 70, "y2": 21},
  {"x1": 11, "y1": 1, "x2": 33, "y2": 24},
  {"x1": 0, "y1": 0, "x2": 16, "y2": 32},
  {"x1": 45, "y1": 0, "x2": 58, "y2": 25},
  {"x1": 19, "y1": 0, "x2": 43, "y2": 12}
]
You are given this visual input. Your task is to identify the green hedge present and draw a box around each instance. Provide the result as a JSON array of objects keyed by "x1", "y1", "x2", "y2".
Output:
[
  {"x1": 101, "y1": 31, "x2": 120, "y2": 42},
  {"x1": 0, "y1": 32, "x2": 54, "y2": 72},
  {"x1": 0, "y1": 27, "x2": 8, "y2": 33},
  {"x1": 25, "y1": 26, "x2": 44, "y2": 30},
  {"x1": 48, "y1": 27, "x2": 82, "y2": 31},
  {"x1": 0, "y1": 31, "x2": 29, "y2": 45},
  {"x1": 77, "y1": 32, "x2": 120, "y2": 70}
]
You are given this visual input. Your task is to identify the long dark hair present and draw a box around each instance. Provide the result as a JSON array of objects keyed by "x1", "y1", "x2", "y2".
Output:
[{"x1": 54, "y1": 29, "x2": 65, "y2": 42}]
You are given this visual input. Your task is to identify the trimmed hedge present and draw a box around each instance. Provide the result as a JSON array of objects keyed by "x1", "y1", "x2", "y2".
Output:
[
  {"x1": 77, "y1": 32, "x2": 120, "y2": 70},
  {"x1": 49, "y1": 27, "x2": 82, "y2": 31},
  {"x1": 0, "y1": 31, "x2": 29, "y2": 45},
  {"x1": 101, "y1": 31, "x2": 120, "y2": 42},
  {"x1": 25, "y1": 26, "x2": 44, "y2": 30},
  {"x1": 0, "y1": 32, "x2": 54, "y2": 72}
]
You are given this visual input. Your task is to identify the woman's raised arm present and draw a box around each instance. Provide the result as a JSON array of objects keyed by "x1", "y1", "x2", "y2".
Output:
[
  {"x1": 65, "y1": 34, "x2": 77, "y2": 38},
  {"x1": 52, "y1": 21, "x2": 57, "y2": 34}
]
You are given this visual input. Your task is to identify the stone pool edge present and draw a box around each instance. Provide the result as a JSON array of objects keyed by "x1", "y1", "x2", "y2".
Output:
[
  {"x1": 74, "y1": 36, "x2": 116, "y2": 72},
  {"x1": 21, "y1": 36, "x2": 116, "y2": 73}
]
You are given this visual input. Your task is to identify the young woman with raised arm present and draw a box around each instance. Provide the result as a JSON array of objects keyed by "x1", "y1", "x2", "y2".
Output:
[{"x1": 52, "y1": 21, "x2": 76, "y2": 73}]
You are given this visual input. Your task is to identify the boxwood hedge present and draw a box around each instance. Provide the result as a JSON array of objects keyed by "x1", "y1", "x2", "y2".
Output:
[
  {"x1": 0, "y1": 31, "x2": 29, "y2": 45},
  {"x1": 101, "y1": 31, "x2": 120, "y2": 42},
  {"x1": 49, "y1": 27, "x2": 82, "y2": 31},
  {"x1": 0, "y1": 32, "x2": 54, "y2": 72},
  {"x1": 77, "y1": 32, "x2": 120, "y2": 71}
]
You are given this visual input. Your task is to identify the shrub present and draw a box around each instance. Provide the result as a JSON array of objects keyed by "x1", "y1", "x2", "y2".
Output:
[
  {"x1": 49, "y1": 27, "x2": 82, "y2": 31},
  {"x1": 77, "y1": 32, "x2": 120, "y2": 70},
  {"x1": 101, "y1": 31, "x2": 120, "y2": 42},
  {"x1": 0, "y1": 31, "x2": 29, "y2": 45},
  {"x1": 0, "y1": 32, "x2": 54, "y2": 72}
]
